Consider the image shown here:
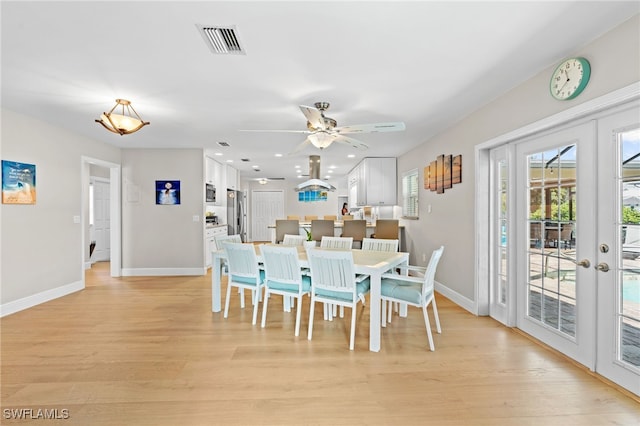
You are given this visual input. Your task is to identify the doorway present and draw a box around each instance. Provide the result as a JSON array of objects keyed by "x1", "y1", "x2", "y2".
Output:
[
  {"x1": 478, "y1": 85, "x2": 640, "y2": 396},
  {"x1": 251, "y1": 190, "x2": 284, "y2": 242},
  {"x1": 81, "y1": 156, "x2": 121, "y2": 279}
]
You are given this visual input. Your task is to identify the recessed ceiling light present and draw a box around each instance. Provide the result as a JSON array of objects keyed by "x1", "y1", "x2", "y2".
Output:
[
  {"x1": 252, "y1": 165, "x2": 259, "y2": 169},
  {"x1": 215, "y1": 152, "x2": 223, "y2": 156},
  {"x1": 275, "y1": 153, "x2": 283, "y2": 157},
  {"x1": 328, "y1": 170, "x2": 333, "y2": 173},
  {"x1": 324, "y1": 176, "x2": 331, "y2": 179},
  {"x1": 348, "y1": 154, "x2": 355, "y2": 158},
  {"x1": 329, "y1": 165, "x2": 337, "y2": 169},
  {"x1": 226, "y1": 159, "x2": 233, "y2": 163},
  {"x1": 297, "y1": 175, "x2": 303, "y2": 178}
]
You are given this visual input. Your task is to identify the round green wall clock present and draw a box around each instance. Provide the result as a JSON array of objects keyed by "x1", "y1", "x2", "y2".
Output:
[{"x1": 549, "y1": 57, "x2": 591, "y2": 101}]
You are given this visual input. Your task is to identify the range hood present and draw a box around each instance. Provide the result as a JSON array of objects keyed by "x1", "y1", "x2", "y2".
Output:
[{"x1": 295, "y1": 155, "x2": 336, "y2": 192}]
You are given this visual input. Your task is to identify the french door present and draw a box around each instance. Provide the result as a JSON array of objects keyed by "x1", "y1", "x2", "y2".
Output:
[{"x1": 513, "y1": 105, "x2": 640, "y2": 395}]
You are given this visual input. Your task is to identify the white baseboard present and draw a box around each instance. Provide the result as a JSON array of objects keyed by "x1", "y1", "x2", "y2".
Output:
[
  {"x1": 0, "y1": 280, "x2": 84, "y2": 318},
  {"x1": 121, "y1": 267, "x2": 207, "y2": 277},
  {"x1": 435, "y1": 280, "x2": 477, "y2": 315},
  {"x1": 84, "y1": 261, "x2": 92, "y2": 270}
]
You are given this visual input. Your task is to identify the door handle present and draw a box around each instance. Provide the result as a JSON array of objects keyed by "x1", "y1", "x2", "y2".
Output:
[
  {"x1": 595, "y1": 262, "x2": 610, "y2": 272},
  {"x1": 576, "y1": 259, "x2": 591, "y2": 268}
]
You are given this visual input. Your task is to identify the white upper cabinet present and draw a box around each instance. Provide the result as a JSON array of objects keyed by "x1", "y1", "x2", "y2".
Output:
[
  {"x1": 354, "y1": 157, "x2": 397, "y2": 206},
  {"x1": 226, "y1": 165, "x2": 238, "y2": 190},
  {"x1": 205, "y1": 157, "x2": 216, "y2": 184}
]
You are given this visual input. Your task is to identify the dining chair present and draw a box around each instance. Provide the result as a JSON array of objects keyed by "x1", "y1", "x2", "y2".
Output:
[
  {"x1": 222, "y1": 242, "x2": 265, "y2": 325},
  {"x1": 341, "y1": 220, "x2": 366, "y2": 249},
  {"x1": 310, "y1": 219, "x2": 335, "y2": 242},
  {"x1": 287, "y1": 215, "x2": 300, "y2": 220},
  {"x1": 282, "y1": 234, "x2": 304, "y2": 246},
  {"x1": 304, "y1": 215, "x2": 318, "y2": 221},
  {"x1": 214, "y1": 234, "x2": 243, "y2": 276},
  {"x1": 306, "y1": 248, "x2": 371, "y2": 350},
  {"x1": 361, "y1": 237, "x2": 398, "y2": 252},
  {"x1": 323, "y1": 215, "x2": 337, "y2": 220},
  {"x1": 342, "y1": 214, "x2": 353, "y2": 221},
  {"x1": 380, "y1": 245, "x2": 444, "y2": 351},
  {"x1": 259, "y1": 244, "x2": 311, "y2": 336},
  {"x1": 371, "y1": 219, "x2": 399, "y2": 240},
  {"x1": 275, "y1": 219, "x2": 299, "y2": 244},
  {"x1": 320, "y1": 236, "x2": 353, "y2": 249}
]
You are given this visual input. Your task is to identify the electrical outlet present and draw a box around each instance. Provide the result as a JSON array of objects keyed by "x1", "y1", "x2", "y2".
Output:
[{"x1": 422, "y1": 253, "x2": 427, "y2": 262}]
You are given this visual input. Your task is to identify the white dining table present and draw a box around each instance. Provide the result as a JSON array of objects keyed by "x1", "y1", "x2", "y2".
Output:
[{"x1": 210, "y1": 244, "x2": 409, "y2": 352}]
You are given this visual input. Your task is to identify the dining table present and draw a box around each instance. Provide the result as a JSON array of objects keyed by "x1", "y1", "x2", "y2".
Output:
[{"x1": 210, "y1": 244, "x2": 409, "y2": 352}]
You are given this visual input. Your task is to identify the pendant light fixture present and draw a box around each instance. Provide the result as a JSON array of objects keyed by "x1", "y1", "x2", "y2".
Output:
[{"x1": 95, "y1": 99, "x2": 150, "y2": 135}]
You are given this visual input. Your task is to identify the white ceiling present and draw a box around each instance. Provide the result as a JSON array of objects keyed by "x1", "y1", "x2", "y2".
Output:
[{"x1": 2, "y1": 1, "x2": 638, "y2": 185}]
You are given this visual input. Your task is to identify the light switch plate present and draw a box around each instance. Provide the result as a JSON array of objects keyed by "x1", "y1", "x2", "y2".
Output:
[{"x1": 193, "y1": 215, "x2": 200, "y2": 222}]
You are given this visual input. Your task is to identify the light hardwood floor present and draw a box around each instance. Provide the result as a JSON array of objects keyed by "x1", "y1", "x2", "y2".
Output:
[{"x1": 1, "y1": 261, "x2": 638, "y2": 425}]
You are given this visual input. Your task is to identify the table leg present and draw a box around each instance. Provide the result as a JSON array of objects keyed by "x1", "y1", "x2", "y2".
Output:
[
  {"x1": 212, "y1": 252, "x2": 222, "y2": 312},
  {"x1": 369, "y1": 271, "x2": 381, "y2": 352}
]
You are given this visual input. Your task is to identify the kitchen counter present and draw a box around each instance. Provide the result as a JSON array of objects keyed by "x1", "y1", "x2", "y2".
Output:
[{"x1": 206, "y1": 223, "x2": 226, "y2": 229}]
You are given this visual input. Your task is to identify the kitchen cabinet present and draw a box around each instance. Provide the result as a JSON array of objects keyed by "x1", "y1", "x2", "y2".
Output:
[
  {"x1": 348, "y1": 165, "x2": 360, "y2": 208},
  {"x1": 354, "y1": 157, "x2": 397, "y2": 206},
  {"x1": 226, "y1": 165, "x2": 238, "y2": 190},
  {"x1": 206, "y1": 225, "x2": 228, "y2": 267},
  {"x1": 206, "y1": 157, "x2": 224, "y2": 205}
]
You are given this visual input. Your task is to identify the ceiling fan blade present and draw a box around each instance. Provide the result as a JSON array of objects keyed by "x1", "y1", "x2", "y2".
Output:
[
  {"x1": 288, "y1": 138, "x2": 312, "y2": 155},
  {"x1": 299, "y1": 105, "x2": 327, "y2": 130},
  {"x1": 239, "y1": 129, "x2": 310, "y2": 134},
  {"x1": 333, "y1": 135, "x2": 369, "y2": 149},
  {"x1": 334, "y1": 122, "x2": 406, "y2": 134}
]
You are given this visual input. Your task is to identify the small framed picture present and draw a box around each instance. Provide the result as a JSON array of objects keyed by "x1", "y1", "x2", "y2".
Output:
[
  {"x1": 452, "y1": 155, "x2": 462, "y2": 184},
  {"x1": 424, "y1": 166, "x2": 430, "y2": 190},
  {"x1": 156, "y1": 180, "x2": 181, "y2": 205},
  {"x1": 436, "y1": 155, "x2": 444, "y2": 194},
  {"x1": 2, "y1": 160, "x2": 36, "y2": 204},
  {"x1": 429, "y1": 161, "x2": 437, "y2": 192},
  {"x1": 443, "y1": 154, "x2": 452, "y2": 189}
]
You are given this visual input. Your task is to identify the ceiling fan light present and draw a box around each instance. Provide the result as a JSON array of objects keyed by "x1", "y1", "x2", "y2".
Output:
[
  {"x1": 308, "y1": 133, "x2": 334, "y2": 149},
  {"x1": 96, "y1": 99, "x2": 149, "y2": 135}
]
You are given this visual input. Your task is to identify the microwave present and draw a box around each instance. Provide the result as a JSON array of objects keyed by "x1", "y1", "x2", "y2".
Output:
[{"x1": 206, "y1": 184, "x2": 216, "y2": 203}]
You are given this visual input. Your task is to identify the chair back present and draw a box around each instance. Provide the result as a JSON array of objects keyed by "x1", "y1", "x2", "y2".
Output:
[
  {"x1": 304, "y1": 215, "x2": 318, "y2": 221},
  {"x1": 373, "y1": 219, "x2": 399, "y2": 239},
  {"x1": 307, "y1": 248, "x2": 357, "y2": 301},
  {"x1": 287, "y1": 215, "x2": 300, "y2": 220},
  {"x1": 342, "y1": 214, "x2": 353, "y2": 221},
  {"x1": 260, "y1": 244, "x2": 305, "y2": 293},
  {"x1": 310, "y1": 219, "x2": 335, "y2": 241},
  {"x1": 282, "y1": 234, "x2": 304, "y2": 246},
  {"x1": 323, "y1": 215, "x2": 337, "y2": 221},
  {"x1": 223, "y1": 242, "x2": 261, "y2": 284},
  {"x1": 422, "y1": 246, "x2": 444, "y2": 298},
  {"x1": 361, "y1": 237, "x2": 398, "y2": 252},
  {"x1": 214, "y1": 233, "x2": 242, "y2": 251},
  {"x1": 320, "y1": 236, "x2": 353, "y2": 249},
  {"x1": 276, "y1": 219, "x2": 299, "y2": 244},
  {"x1": 341, "y1": 220, "x2": 366, "y2": 243}
]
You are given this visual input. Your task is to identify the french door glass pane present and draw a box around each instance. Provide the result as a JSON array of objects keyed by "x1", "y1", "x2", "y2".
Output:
[
  {"x1": 619, "y1": 128, "x2": 640, "y2": 368},
  {"x1": 527, "y1": 144, "x2": 577, "y2": 337}
]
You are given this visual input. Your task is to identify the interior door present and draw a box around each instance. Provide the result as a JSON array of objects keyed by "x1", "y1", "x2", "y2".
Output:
[
  {"x1": 251, "y1": 190, "x2": 284, "y2": 242},
  {"x1": 596, "y1": 105, "x2": 640, "y2": 395},
  {"x1": 91, "y1": 178, "x2": 111, "y2": 262},
  {"x1": 516, "y1": 121, "x2": 597, "y2": 368}
]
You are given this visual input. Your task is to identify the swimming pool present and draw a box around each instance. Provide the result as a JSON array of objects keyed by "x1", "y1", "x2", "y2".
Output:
[{"x1": 623, "y1": 281, "x2": 639, "y2": 303}]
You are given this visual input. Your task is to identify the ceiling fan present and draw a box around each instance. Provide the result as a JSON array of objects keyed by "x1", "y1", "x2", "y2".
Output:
[{"x1": 241, "y1": 102, "x2": 405, "y2": 152}]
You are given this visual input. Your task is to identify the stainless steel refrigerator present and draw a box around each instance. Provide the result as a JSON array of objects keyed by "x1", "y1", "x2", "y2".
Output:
[{"x1": 227, "y1": 189, "x2": 246, "y2": 242}]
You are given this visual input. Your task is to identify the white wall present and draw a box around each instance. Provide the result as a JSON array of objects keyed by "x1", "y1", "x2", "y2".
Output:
[
  {"x1": 120, "y1": 148, "x2": 205, "y2": 275},
  {"x1": 0, "y1": 109, "x2": 121, "y2": 310},
  {"x1": 397, "y1": 14, "x2": 640, "y2": 302}
]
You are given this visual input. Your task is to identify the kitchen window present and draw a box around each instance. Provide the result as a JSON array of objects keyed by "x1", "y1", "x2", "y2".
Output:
[{"x1": 402, "y1": 169, "x2": 419, "y2": 219}]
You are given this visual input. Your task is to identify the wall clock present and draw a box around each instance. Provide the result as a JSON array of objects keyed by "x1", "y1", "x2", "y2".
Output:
[{"x1": 550, "y1": 57, "x2": 591, "y2": 101}]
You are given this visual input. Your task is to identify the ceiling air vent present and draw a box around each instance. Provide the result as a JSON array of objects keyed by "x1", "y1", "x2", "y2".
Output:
[
  {"x1": 197, "y1": 25, "x2": 245, "y2": 55},
  {"x1": 217, "y1": 141, "x2": 230, "y2": 147}
]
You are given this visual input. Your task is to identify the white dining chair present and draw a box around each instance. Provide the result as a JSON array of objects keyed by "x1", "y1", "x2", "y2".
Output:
[
  {"x1": 320, "y1": 236, "x2": 353, "y2": 249},
  {"x1": 282, "y1": 234, "x2": 305, "y2": 246},
  {"x1": 380, "y1": 245, "x2": 444, "y2": 351},
  {"x1": 306, "y1": 248, "x2": 370, "y2": 350},
  {"x1": 361, "y1": 237, "x2": 398, "y2": 252},
  {"x1": 222, "y1": 242, "x2": 265, "y2": 325},
  {"x1": 259, "y1": 244, "x2": 311, "y2": 336}
]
